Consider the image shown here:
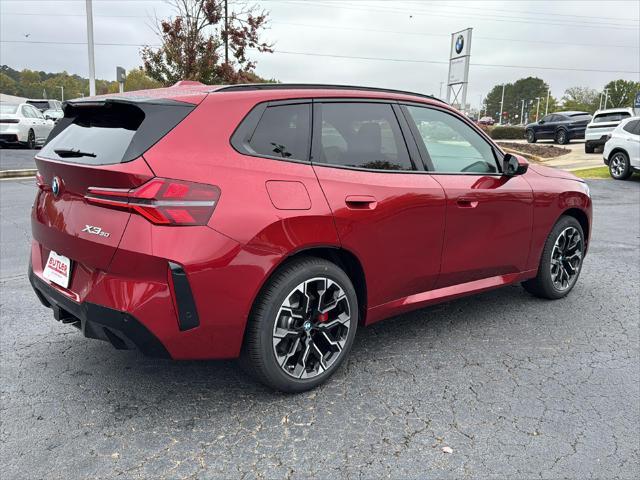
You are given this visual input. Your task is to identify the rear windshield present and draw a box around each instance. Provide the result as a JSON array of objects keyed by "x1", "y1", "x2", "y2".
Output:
[
  {"x1": 0, "y1": 104, "x2": 18, "y2": 114},
  {"x1": 27, "y1": 100, "x2": 50, "y2": 111},
  {"x1": 594, "y1": 112, "x2": 631, "y2": 123},
  {"x1": 568, "y1": 114, "x2": 591, "y2": 122},
  {"x1": 39, "y1": 100, "x2": 194, "y2": 165}
]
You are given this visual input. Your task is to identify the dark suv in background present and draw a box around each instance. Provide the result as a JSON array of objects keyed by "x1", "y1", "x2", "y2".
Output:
[{"x1": 526, "y1": 111, "x2": 592, "y2": 144}]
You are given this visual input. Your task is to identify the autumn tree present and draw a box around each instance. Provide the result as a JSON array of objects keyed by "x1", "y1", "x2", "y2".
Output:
[
  {"x1": 124, "y1": 68, "x2": 162, "y2": 92},
  {"x1": 601, "y1": 79, "x2": 640, "y2": 108},
  {"x1": 141, "y1": 0, "x2": 273, "y2": 86}
]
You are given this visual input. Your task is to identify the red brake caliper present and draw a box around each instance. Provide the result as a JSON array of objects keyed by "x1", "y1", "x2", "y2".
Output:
[{"x1": 317, "y1": 311, "x2": 329, "y2": 323}]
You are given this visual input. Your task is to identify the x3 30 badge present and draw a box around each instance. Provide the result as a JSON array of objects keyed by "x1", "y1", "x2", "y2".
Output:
[{"x1": 82, "y1": 225, "x2": 110, "y2": 238}]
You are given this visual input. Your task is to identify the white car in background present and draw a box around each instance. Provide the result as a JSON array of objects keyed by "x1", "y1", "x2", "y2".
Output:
[
  {"x1": 603, "y1": 117, "x2": 640, "y2": 180},
  {"x1": 585, "y1": 107, "x2": 634, "y2": 153},
  {"x1": 0, "y1": 102, "x2": 54, "y2": 149}
]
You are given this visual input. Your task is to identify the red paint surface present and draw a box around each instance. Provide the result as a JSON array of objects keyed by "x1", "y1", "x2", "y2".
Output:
[{"x1": 30, "y1": 86, "x2": 592, "y2": 359}]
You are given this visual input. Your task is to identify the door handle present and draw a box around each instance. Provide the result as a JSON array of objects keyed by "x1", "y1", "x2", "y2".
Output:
[
  {"x1": 456, "y1": 198, "x2": 479, "y2": 208},
  {"x1": 345, "y1": 195, "x2": 377, "y2": 210}
]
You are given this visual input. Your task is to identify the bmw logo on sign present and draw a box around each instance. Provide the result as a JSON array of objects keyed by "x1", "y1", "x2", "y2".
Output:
[
  {"x1": 455, "y1": 35, "x2": 464, "y2": 54},
  {"x1": 52, "y1": 177, "x2": 60, "y2": 197}
]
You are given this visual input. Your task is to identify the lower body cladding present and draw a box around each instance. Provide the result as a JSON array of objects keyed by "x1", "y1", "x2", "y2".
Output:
[{"x1": 28, "y1": 223, "x2": 284, "y2": 360}]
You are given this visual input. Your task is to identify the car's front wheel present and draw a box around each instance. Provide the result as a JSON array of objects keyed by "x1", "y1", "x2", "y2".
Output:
[
  {"x1": 609, "y1": 151, "x2": 632, "y2": 180},
  {"x1": 241, "y1": 256, "x2": 358, "y2": 392},
  {"x1": 522, "y1": 216, "x2": 585, "y2": 299}
]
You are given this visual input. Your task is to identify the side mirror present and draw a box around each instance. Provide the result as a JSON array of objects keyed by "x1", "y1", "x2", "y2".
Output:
[
  {"x1": 538, "y1": 119, "x2": 545, "y2": 124},
  {"x1": 503, "y1": 153, "x2": 529, "y2": 176}
]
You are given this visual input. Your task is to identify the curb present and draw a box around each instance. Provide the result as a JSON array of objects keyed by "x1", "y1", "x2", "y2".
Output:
[{"x1": 0, "y1": 169, "x2": 37, "y2": 179}]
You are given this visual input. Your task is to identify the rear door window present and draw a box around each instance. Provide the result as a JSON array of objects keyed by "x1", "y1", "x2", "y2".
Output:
[
  {"x1": 314, "y1": 102, "x2": 413, "y2": 171},
  {"x1": 246, "y1": 104, "x2": 311, "y2": 160},
  {"x1": 623, "y1": 120, "x2": 639, "y2": 134}
]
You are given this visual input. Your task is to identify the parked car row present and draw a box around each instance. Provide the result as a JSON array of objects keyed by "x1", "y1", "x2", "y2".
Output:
[{"x1": 525, "y1": 111, "x2": 592, "y2": 145}]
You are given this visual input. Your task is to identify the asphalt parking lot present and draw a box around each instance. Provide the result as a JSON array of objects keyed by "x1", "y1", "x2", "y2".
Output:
[
  {"x1": 1, "y1": 177, "x2": 638, "y2": 479},
  {"x1": 0, "y1": 148, "x2": 37, "y2": 171}
]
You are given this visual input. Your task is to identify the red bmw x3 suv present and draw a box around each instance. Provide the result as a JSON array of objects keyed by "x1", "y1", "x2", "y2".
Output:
[{"x1": 29, "y1": 83, "x2": 592, "y2": 392}]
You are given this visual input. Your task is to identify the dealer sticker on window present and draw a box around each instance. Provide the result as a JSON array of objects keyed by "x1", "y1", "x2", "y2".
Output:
[{"x1": 43, "y1": 251, "x2": 71, "y2": 289}]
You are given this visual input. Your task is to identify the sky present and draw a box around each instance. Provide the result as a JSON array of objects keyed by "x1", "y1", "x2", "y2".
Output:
[{"x1": 1, "y1": 0, "x2": 639, "y2": 109}]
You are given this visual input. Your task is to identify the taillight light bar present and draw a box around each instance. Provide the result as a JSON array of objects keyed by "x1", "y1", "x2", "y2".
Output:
[{"x1": 85, "y1": 178, "x2": 220, "y2": 226}]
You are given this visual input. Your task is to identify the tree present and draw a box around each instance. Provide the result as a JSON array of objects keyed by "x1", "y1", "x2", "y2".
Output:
[
  {"x1": 483, "y1": 77, "x2": 555, "y2": 124},
  {"x1": 602, "y1": 79, "x2": 640, "y2": 108},
  {"x1": 124, "y1": 68, "x2": 162, "y2": 91},
  {"x1": 561, "y1": 86, "x2": 600, "y2": 113},
  {"x1": 0, "y1": 73, "x2": 18, "y2": 95},
  {"x1": 141, "y1": 0, "x2": 273, "y2": 86}
]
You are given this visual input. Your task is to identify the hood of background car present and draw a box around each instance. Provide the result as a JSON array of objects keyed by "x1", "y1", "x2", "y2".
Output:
[{"x1": 528, "y1": 163, "x2": 584, "y2": 182}]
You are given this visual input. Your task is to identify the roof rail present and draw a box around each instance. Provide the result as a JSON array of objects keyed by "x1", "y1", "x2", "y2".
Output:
[{"x1": 214, "y1": 83, "x2": 446, "y2": 104}]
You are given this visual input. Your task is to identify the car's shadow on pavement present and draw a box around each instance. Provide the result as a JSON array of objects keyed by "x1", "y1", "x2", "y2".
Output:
[{"x1": 48, "y1": 283, "x2": 555, "y2": 408}]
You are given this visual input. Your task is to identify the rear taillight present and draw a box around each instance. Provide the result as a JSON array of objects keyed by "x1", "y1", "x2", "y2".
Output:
[
  {"x1": 85, "y1": 178, "x2": 220, "y2": 226},
  {"x1": 0, "y1": 119, "x2": 19, "y2": 123}
]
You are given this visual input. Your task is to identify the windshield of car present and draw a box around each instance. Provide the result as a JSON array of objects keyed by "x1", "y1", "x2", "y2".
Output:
[
  {"x1": 27, "y1": 100, "x2": 50, "y2": 111},
  {"x1": 0, "y1": 104, "x2": 19, "y2": 114},
  {"x1": 594, "y1": 112, "x2": 631, "y2": 123},
  {"x1": 569, "y1": 114, "x2": 591, "y2": 122}
]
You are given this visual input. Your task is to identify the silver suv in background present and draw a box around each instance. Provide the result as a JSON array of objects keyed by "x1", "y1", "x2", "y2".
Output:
[
  {"x1": 585, "y1": 108, "x2": 634, "y2": 153},
  {"x1": 26, "y1": 99, "x2": 64, "y2": 122}
]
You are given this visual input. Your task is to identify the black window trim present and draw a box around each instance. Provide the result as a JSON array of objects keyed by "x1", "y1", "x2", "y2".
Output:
[
  {"x1": 398, "y1": 102, "x2": 505, "y2": 176},
  {"x1": 310, "y1": 99, "x2": 422, "y2": 174},
  {"x1": 229, "y1": 98, "x2": 313, "y2": 165}
]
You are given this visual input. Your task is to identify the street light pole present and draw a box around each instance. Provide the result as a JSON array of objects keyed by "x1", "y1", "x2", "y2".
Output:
[
  {"x1": 85, "y1": 0, "x2": 96, "y2": 96},
  {"x1": 535, "y1": 97, "x2": 541, "y2": 121},
  {"x1": 498, "y1": 84, "x2": 505, "y2": 125},
  {"x1": 603, "y1": 88, "x2": 609, "y2": 109},
  {"x1": 520, "y1": 99, "x2": 525, "y2": 125},
  {"x1": 545, "y1": 89, "x2": 550, "y2": 115},
  {"x1": 59, "y1": 86, "x2": 64, "y2": 102}
]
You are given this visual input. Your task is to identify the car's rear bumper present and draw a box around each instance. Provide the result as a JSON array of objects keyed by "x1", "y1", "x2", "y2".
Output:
[
  {"x1": 585, "y1": 135, "x2": 609, "y2": 147},
  {"x1": 29, "y1": 264, "x2": 171, "y2": 357}
]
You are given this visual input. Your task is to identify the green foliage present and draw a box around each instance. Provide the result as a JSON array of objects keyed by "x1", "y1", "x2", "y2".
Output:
[
  {"x1": 602, "y1": 79, "x2": 640, "y2": 108},
  {"x1": 483, "y1": 77, "x2": 556, "y2": 125},
  {"x1": 487, "y1": 126, "x2": 526, "y2": 140},
  {"x1": 562, "y1": 86, "x2": 600, "y2": 113},
  {"x1": 124, "y1": 68, "x2": 162, "y2": 92}
]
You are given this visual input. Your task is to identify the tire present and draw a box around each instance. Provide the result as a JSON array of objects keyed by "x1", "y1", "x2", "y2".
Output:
[
  {"x1": 526, "y1": 129, "x2": 536, "y2": 143},
  {"x1": 555, "y1": 129, "x2": 569, "y2": 145},
  {"x1": 241, "y1": 256, "x2": 358, "y2": 392},
  {"x1": 608, "y1": 151, "x2": 632, "y2": 180},
  {"x1": 584, "y1": 142, "x2": 595, "y2": 154},
  {"x1": 522, "y1": 216, "x2": 585, "y2": 300},
  {"x1": 25, "y1": 130, "x2": 35, "y2": 149}
]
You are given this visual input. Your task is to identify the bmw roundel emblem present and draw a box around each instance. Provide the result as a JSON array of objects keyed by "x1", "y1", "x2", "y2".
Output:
[
  {"x1": 455, "y1": 35, "x2": 464, "y2": 54},
  {"x1": 52, "y1": 176, "x2": 61, "y2": 197}
]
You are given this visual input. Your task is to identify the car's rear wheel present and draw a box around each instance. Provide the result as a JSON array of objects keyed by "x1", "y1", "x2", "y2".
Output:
[
  {"x1": 526, "y1": 129, "x2": 536, "y2": 143},
  {"x1": 609, "y1": 151, "x2": 632, "y2": 180},
  {"x1": 555, "y1": 129, "x2": 569, "y2": 145},
  {"x1": 26, "y1": 130, "x2": 35, "y2": 149},
  {"x1": 241, "y1": 256, "x2": 358, "y2": 392},
  {"x1": 522, "y1": 216, "x2": 585, "y2": 299}
]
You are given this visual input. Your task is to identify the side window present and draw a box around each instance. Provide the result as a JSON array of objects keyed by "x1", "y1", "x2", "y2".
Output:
[
  {"x1": 623, "y1": 120, "x2": 639, "y2": 134},
  {"x1": 595, "y1": 112, "x2": 630, "y2": 123},
  {"x1": 21, "y1": 106, "x2": 33, "y2": 118},
  {"x1": 551, "y1": 115, "x2": 564, "y2": 122},
  {"x1": 540, "y1": 115, "x2": 553, "y2": 123},
  {"x1": 32, "y1": 107, "x2": 44, "y2": 119},
  {"x1": 315, "y1": 103, "x2": 413, "y2": 171},
  {"x1": 246, "y1": 104, "x2": 310, "y2": 160},
  {"x1": 404, "y1": 105, "x2": 498, "y2": 174}
]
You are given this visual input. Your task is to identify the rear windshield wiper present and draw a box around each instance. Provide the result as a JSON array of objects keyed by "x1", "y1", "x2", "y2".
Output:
[{"x1": 54, "y1": 148, "x2": 97, "y2": 158}]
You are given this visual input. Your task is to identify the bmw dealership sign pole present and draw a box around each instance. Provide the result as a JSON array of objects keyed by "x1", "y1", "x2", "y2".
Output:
[{"x1": 446, "y1": 28, "x2": 472, "y2": 113}]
